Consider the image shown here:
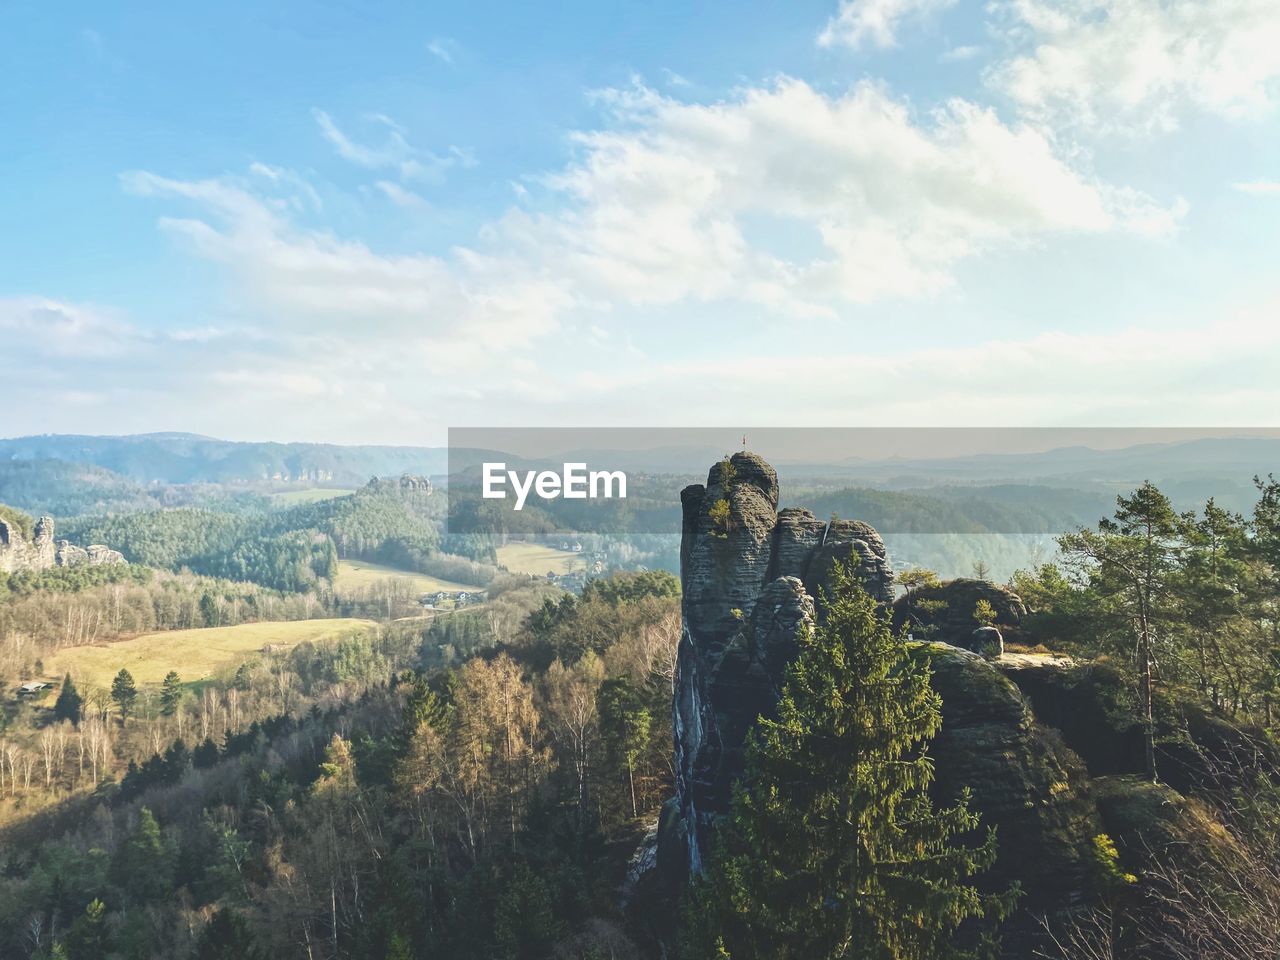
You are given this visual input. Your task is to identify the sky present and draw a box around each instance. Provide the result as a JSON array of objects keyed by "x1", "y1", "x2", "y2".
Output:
[{"x1": 3, "y1": 0, "x2": 1280, "y2": 445}]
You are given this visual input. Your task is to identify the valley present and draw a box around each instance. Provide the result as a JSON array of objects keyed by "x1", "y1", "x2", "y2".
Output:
[{"x1": 0, "y1": 436, "x2": 1278, "y2": 960}]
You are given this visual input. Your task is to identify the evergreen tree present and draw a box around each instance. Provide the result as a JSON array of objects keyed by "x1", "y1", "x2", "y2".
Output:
[
  {"x1": 194, "y1": 909, "x2": 266, "y2": 960},
  {"x1": 493, "y1": 864, "x2": 562, "y2": 960},
  {"x1": 200, "y1": 591, "x2": 219, "y2": 627},
  {"x1": 64, "y1": 899, "x2": 108, "y2": 960},
  {"x1": 111, "y1": 668, "x2": 138, "y2": 723},
  {"x1": 53, "y1": 673, "x2": 83, "y2": 725},
  {"x1": 685, "y1": 560, "x2": 1017, "y2": 960},
  {"x1": 598, "y1": 676, "x2": 652, "y2": 818},
  {"x1": 111, "y1": 807, "x2": 173, "y2": 904},
  {"x1": 160, "y1": 669, "x2": 183, "y2": 716},
  {"x1": 193, "y1": 736, "x2": 221, "y2": 769},
  {"x1": 1059, "y1": 481, "x2": 1184, "y2": 780}
]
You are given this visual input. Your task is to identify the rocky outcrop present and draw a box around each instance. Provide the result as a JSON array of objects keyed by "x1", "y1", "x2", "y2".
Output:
[
  {"x1": 1001, "y1": 657, "x2": 1280, "y2": 792},
  {"x1": 971, "y1": 625, "x2": 1005, "y2": 658},
  {"x1": 925, "y1": 646, "x2": 1099, "y2": 905},
  {"x1": 893, "y1": 577, "x2": 1027, "y2": 645},
  {"x1": 32, "y1": 516, "x2": 56, "y2": 567},
  {"x1": 0, "y1": 513, "x2": 126, "y2": 574},
  {"x1": 646, "y1": 454, "x2": 1273, "y2": 955},
  {"x1": 365, "y1": 474, "x2": 432, "y2": 496},
  {"x1": 668, "y1": 453, "x2": 893, "y2": 874},
  {"x1": 660, "y1": 454, "x2": 1100, "y2": 917}
]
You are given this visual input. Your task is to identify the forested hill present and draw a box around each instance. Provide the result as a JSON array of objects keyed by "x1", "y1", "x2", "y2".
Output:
[
  {"x1": 0, "y1": 459, "x2": 270, "y2": 517},
  {"x1": 60, "y1": 477, "x2": 492, "y2": 593},
  {"x1": 0, "y1": 433, "x2": 447, "y2": 485}
]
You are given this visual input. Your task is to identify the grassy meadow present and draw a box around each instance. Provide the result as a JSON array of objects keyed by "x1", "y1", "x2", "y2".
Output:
[
  {"x1": 42, "y1": 618, "x2": 377, "y2": 693},
  {"x1": 334, "y1": 559, "x2": 472, "y2": 595},
  {"x1": 495, "y1": 542, "x2": 581, "y2": 576}
]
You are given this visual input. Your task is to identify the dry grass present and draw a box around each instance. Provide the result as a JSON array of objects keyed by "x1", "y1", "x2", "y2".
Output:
[
  {"x1": 496, "y1": 542, "x2": 582, "y2": 576},
  {"x1": 42, "y1": 618, "x2": 377, "y2": 693},
  {"x1": 334, "y1": 559, "x2": 472, "y2": 596}
]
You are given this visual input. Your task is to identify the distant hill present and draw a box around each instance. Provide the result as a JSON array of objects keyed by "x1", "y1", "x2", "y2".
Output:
[
  {"x1": 0, "y1": 459, "x2": 278, "y2": 517},
  {"x1": 0, "y1": 433, "x2": 448, "y2": 485}
]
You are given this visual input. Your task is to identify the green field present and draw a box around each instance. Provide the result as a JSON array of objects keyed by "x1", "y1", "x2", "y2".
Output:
[
  {"x1": 334, "y1": 559, "x2": 473, "y2": 596},
  {"x1": 496, "y1": 542, "x2": 582, "y2": 575},
  {"x1": 43, "y1": 618, "x2": 378, "y2": 693},
  {"x1": 269, "y1": 487, "x2": 354, "y2": 505}
]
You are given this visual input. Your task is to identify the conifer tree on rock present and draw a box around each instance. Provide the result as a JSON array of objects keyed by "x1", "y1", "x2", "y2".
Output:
[{"x1": 684, "y1": 560, "x2": 1018, "y2": 960}]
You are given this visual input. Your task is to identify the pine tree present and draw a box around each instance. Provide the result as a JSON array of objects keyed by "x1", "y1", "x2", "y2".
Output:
[
  {"x1": 598, "y1": 677, "x2": 652, "y2": 818},
  {"x1": 111, "y1": 807, "x2": 173, "y2": 904},
  {"x1": 160, "y1": 670, "x2": 183, "y2": 716},
  {"x1": 111, "y1": 668, "x2": 138, "y2": 723},
  {"x1": 53, "y1": 673, "x2": 83, "y2": 725},
  {"x1": 1059, "y1": 481, "x2": 1184, "y2": 780},
  {"x1": 194, "y1": 909, "x2": 266, "y2": 960},
  {"x1": 193, "y1": 736, "x2": 221, "y2": 769},
  {"x1": 686, "y1": 560, "x2": 1018, "y2": 960},
  {"x1": 65, "y1": 899, "x2": 108, "y2": 960}
]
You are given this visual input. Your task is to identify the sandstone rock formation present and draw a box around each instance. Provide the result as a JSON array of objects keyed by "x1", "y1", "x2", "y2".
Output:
[
  {"x1": 971, "y1": 625, "x2": 1005, "y2": 658},
  {"x1": 659, "y1": 454, "x2": 1099, "y2": 920},
  {"x1": 893, "y1": 576, "x2": 1027, "y2": 645},
  {"x1": 365, "y1": 474, "x2": 433, "y2": 496},
  {"x1": 667, "y1": 453, "x2": 892, "y2": 874},
  {"x1": 646, "y1": 454, "x2": 1270, "y2": 952},
  {"x1": 0, "y1": 513, "x2": 126, "y2": 574}
]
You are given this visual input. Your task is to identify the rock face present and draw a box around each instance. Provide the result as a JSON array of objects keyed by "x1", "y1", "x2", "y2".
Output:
[
  {"x1": 970, "y1": 625, "x2": 1005, "y2": 658},
  {"x1": 925, "y1": 645, "x2": 1098, "y2": 906},
  {"x1": 645, "y1": 455, "x2": 1274, "y2": 954},
  {"x1": 0, "y1": 514, "x2": 126, "y2": 574},
  {"x1": 365, "y1": 474, "x2": 432, "y2": 496},
  {"x1": 668, "y1": 453, "x2": 893, "y2": 874},
  {"x1": 893, "y1": 577, "x2": 1027, "y2": 645},
  {"x1": 659, "y1": 454, "x2": 1099, "y2": 918}
]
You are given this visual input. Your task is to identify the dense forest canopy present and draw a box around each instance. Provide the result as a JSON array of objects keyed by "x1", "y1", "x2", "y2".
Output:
[{"x1": 1, "y1": 459, "x2": 1279, "y2": 960}]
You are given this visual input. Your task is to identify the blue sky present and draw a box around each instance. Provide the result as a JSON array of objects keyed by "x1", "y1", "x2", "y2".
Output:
[{"x1": 3, "y1": 0, "x2": 1279, "y2": 444}]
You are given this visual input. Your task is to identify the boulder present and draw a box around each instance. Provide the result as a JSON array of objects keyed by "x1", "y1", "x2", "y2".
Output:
[
  {"x1": 32, "y1": 516, "x2": 56, "y2": 567},
  {"x1": 85, "y1": 544, "x2": 127, "y2": 566},
  {"x1": 55, "y1": 540, "x2": 89, "y2": 567},
  {"x1": 669, "y1": 452, "x2": 894, "y2": 874},
  {"x1": 970, "y1": 625, "x2": 1004, "y2": 658},
  {"x1": 893, "y1": 577, "x2": 1027, "y2": 644}
]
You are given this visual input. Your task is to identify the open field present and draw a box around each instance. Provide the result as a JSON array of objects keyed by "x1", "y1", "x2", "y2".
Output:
[
  {"x1": 334, "y1": 559, "x2": 472, "y2": 596},
  {"x1": 42, "y1": 618, "x2": 377, "y2": 692},
  {"x1": 269, "y1": 487, "x2": 353, "y2": 505},
  {"x1": 496, "y1": 542, "x2": 582, "y2": 576}
]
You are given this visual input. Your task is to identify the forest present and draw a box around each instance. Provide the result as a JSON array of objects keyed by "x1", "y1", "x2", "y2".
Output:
[{"x1": 0, "y1": 467, "x2": 1277, "y2": 959}]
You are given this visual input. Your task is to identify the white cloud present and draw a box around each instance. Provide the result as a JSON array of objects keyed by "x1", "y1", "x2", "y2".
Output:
[
  {"x1": 539, "y1": 79, "x2": 1176, "y2": 308},
  {"x1": 1234, "y1": 180, "x2": 1280, "y2": 195},
  {"x1": 0, "y1": 297, "x2": 140, "y2": 357},
  {"x1": 312, "y1": 109, "x2": 472, "y2": 182},
  {"x1": 121, "y1": 168, "x2": 571, "y2": 351},
  {"x1": 124, "y1": 79, "x2": 1178, "y2": 351},
  {"x1": 940, "y1": 44, "x2": 982, "y2": 62},
  {"x1": 427, "y1": 37, "x2": 457, "y2": 64},
  {"x1": 988, "y1": 0, "x2": 1280, "y2": 133},
  {"x1": 819, "y1": 0, "x2": 957, "y2": 50},
  {"x1": 375, "y1": 180, "x2": 427, "y2": 208},
  {"x1": 103, "y1": 77, "x2": 1186, "y2": 439}
]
